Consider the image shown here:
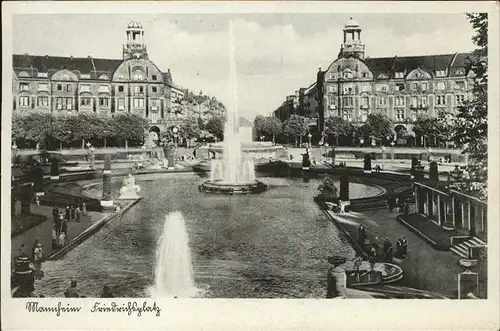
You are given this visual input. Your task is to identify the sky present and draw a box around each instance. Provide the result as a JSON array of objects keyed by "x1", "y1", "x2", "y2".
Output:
[{"x1": 13, "y1": 14, "x2": 476, "y2": 120}]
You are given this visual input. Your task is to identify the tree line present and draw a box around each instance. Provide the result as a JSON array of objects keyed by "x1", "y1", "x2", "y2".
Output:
[{"x1": 253, "y1": 111, "x2": 460, "y2": 148}]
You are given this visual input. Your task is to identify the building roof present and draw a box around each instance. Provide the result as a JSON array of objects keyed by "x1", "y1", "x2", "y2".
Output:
[
  {"x1": 363, "y1": 53, "x2": 472, "y2": 78},
  {"x1": 13, "y1": 54, "x2": 123, "y2": 75},
  {"x1": 127, "y1": 21, "x2": 143, "y2": 29},
  {"x1": 345, "y1": 17, "x2": 360, "y2": 29}
]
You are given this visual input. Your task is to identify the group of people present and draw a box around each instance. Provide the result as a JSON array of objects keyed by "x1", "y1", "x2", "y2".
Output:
[
  {"x1": 63, "y1": 280, "x2": 114, "y2": 298},
  {"x1": 51, "y1": 203, "x2": 86, "y2": 250},
  {"x1": 357, "y1": 225, "x2": 409, "y2": 267},
  {"x1": 387, "y1": 195, "x2": 410, "y2": 215}
]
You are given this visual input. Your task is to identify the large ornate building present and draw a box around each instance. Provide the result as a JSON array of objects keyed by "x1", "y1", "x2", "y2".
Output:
[
  {"x1": 12, "y1": 21, "x2": 186, "y2": 137},
  {"x1": 274, "y1": 17, "x2": 474, "y2": 142}
]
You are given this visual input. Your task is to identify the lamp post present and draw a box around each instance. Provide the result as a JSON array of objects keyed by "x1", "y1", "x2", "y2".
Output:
[
  {"x1": 319, "y1": 141, "x2": 324, "y2": 162},
  {"x1": 103, "y1": 130, "x2": 108, "y2": 148},
  {"x1": 381, "y1": 146, "x2": 386, "y2": 169},
  {"x1": 172, "y1": 126, "x2": 179, "y2": 147}
]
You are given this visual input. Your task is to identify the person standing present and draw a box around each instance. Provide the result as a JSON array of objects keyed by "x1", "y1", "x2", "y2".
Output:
[
  {"x1": 358, "y1": 225, "x2": 366, "y2": 247},
  {"x1": 75, "y1": 205, "x2": 81, "y2": 222},
  {"x1": 100, "y1": 285, "x2": 114, "y2": 298},
  {"x1": 52, "y1": 206, "x2": 59, "y2": 223},
  {"x1": 388, "y1": 196, "x2": 395, "y2": 212},
  {"x1": 57, "y1": 212, "x2": 64, "y2": 235},
  {"x1": 64, "y1": 281, "x2": 80, "y2": 298},
  {"x1": 65, "y1": 206, "x2": 70, "y2": 222},
  {"x1": 58, "y1": 231, "x2": 66, "y2": 247},
  {"x1": 62, "y1": 221, "x2": 68, "y2": 238},
  {"x1": 401, "y1": 236, "x2": 408, "y2": 257},
  {"x1": 70, "y1": 205, "x2": 76, "y2": 222},
  {"x1": 31, "y1": 239, "x2": 40, "y2": 262},
  {"x1": 33, "y1": 243, "x2": 43, "y2": 279},
  {"x1": 369, "y1": 246, "x2": 377, "y2": 271},
  {"x1": 383, "y1": 238, "x2": 393, "y2": 263},
  {"x1": 52, "y1": 225, "x2": 58, "y2": 249},
  {"x1": 81, "y1": 202, "x2": 87, "y2": 216}
]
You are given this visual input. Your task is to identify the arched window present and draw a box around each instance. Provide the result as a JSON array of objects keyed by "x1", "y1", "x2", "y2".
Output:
[{"x1": 132, "y1": 69, "x2": 145, "y2": 81}]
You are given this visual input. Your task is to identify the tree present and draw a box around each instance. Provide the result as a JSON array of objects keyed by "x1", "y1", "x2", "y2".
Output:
[
  {"x1": 263, "y1": 117, "x2": 283, "y2": 145},
  {"x1": 412, "y1": 115, "x2": 440, "y2": 147},
  {"x1": 51, "y1": 116, "x2": 74, "y2": 149},
  {"x1": 323, "y1": 116, "x2": 353, "y2": 146},
  {"x1": 111, "y1": 114, "x2": 149, "y2": 148},
  {"x1": 450, "y1": 13, "x2": 488, "y2": 199},
  {"x1": 17, "y1": 113, "x2": 54, "y2": 149},
  {"x1": 365, "y1": 113, "x2": 393, "y2": 143},
  {"x1": 205, "y1": 115, "x2": 225, "y2": 141},
  {"x1": 179, "y1": 116, "x2": 201, "y2": 147},
  {"x1": 283, "y1": 115, "x2": 308, "y2": 146},
  {"x1": 253, "y1": 115, "x2": 267, "y2": 138}
]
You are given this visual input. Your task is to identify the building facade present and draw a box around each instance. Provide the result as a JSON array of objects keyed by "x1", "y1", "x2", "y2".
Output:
[
  {"x1": 12, "y1": 21, "x2": 185, "y2": 136},
  {"x1": 274, "y1": 17, "x2": 474, "y2": 139}
]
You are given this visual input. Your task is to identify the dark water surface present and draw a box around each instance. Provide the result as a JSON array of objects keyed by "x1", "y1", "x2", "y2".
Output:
[{"x1": 34, "y1": 174, "x2": 381, "y2": 298}]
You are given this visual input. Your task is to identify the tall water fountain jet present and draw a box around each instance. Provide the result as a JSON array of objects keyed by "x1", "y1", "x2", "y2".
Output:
[
  {"x1": 151, "y1": 212, "x2": 198, "y2": 298},
  {"x1": 200, "y1": 20, "x2": 267, "y2": 194}
]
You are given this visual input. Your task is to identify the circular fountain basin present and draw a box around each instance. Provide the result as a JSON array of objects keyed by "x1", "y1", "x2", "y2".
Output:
[{"x1": 199, "y1": 180, "x2": 267, "y2": 194}]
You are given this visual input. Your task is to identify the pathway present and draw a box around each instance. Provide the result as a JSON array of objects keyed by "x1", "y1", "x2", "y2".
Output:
[
  {"x1": 331, "y1": 208, "x2": 487, "y2": 298},
  {"x1": 11, "y1": 204, "x2": 109, "y2": 262}
]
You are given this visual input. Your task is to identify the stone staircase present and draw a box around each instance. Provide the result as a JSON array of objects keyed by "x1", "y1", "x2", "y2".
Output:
[{"x1": 450, "y1": 237, "x2": 487, "y2": 258}]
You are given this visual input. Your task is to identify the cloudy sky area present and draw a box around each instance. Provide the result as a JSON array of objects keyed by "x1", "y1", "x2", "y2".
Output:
[{"x1": 13, "y1": 14, "x2": 475, "y2": 120}]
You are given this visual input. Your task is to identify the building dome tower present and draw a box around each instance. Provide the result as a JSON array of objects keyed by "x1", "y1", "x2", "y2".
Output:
[
  {"x1": 123, "y1": 21, "x2": 149, "y2": 60},
  {"x1": 339, "y1": 17, "x2": 365, "y2": 60}
]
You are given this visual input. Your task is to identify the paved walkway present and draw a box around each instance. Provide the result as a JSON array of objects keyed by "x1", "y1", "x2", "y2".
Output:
[
  {"x1": 11, "y1": 204, "x2": 108, "y2": 262},
  {"x1": 331, "y1": 208, "x2": 487, "y2": 298}
]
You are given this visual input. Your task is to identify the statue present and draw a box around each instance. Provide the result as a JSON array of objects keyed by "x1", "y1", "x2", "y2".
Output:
[
  {"x1": 119, "y1": 173, "x2": 141, "y2": 199},
  {"x1": 318, "y1": 176, "x2": 338, "y2": 202}
]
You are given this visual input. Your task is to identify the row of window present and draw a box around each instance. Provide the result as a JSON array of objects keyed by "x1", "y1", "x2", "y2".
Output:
[
  {"x1": 18, "y1": 71, "x2": 160, "y2": 81},
  {"x1": 328, "y1": 94, "x2": 466, "y2": 108},
  {"x1": 330, "y1": 108, "x2": 432, "y2": 122},
  {"x1": 17, "y1": 96, "x2": 164, "y2": 110},
  {"x1": 325, "y1": 80, "x2": 467, "y2": 94},
  {"x1": 18, "y1": 82, "x2": 165, "y2": 94},
  {"x1": 328, "y1": 69, "x2": 463, "y2": 81}
]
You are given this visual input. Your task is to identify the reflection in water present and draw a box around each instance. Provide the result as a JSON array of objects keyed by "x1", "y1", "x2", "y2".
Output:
[{"x1": 32, "y1": 175, "x2": 381, "y2": 298}]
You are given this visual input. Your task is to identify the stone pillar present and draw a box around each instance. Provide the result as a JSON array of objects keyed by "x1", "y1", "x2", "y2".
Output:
[
  {"x1": 101, "y1": 155, "x2": 113, "y2": 208},
  {"x1": 339, "y1": 170, "x2": 350, "y2": 212},
  {"x1": 32, "y1": 165, "x2": 44, "y2": 197},
  {"x1": 363, "y1": 154, "x2": 372, "y2": 174},
  {"x1": 451, "y1": 195, "x2": 456, "y2": 227},
  {"x1": 467, "y1": 201, "x2": 471, "y2": 232},
  {"x1": 414, "y1": 185, "x2": 419, "y2": 214},
  {"x1": 437, "y1": 194, "x2": 441, "y2": 225},
  {"x1": 50, "y1": 157, "x2": 60, "y2": 180}
]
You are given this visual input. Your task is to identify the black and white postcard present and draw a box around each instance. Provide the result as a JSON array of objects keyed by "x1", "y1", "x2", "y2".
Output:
[{"x1": 2, "y1": 1, "x2": 499, "y2": 330}]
